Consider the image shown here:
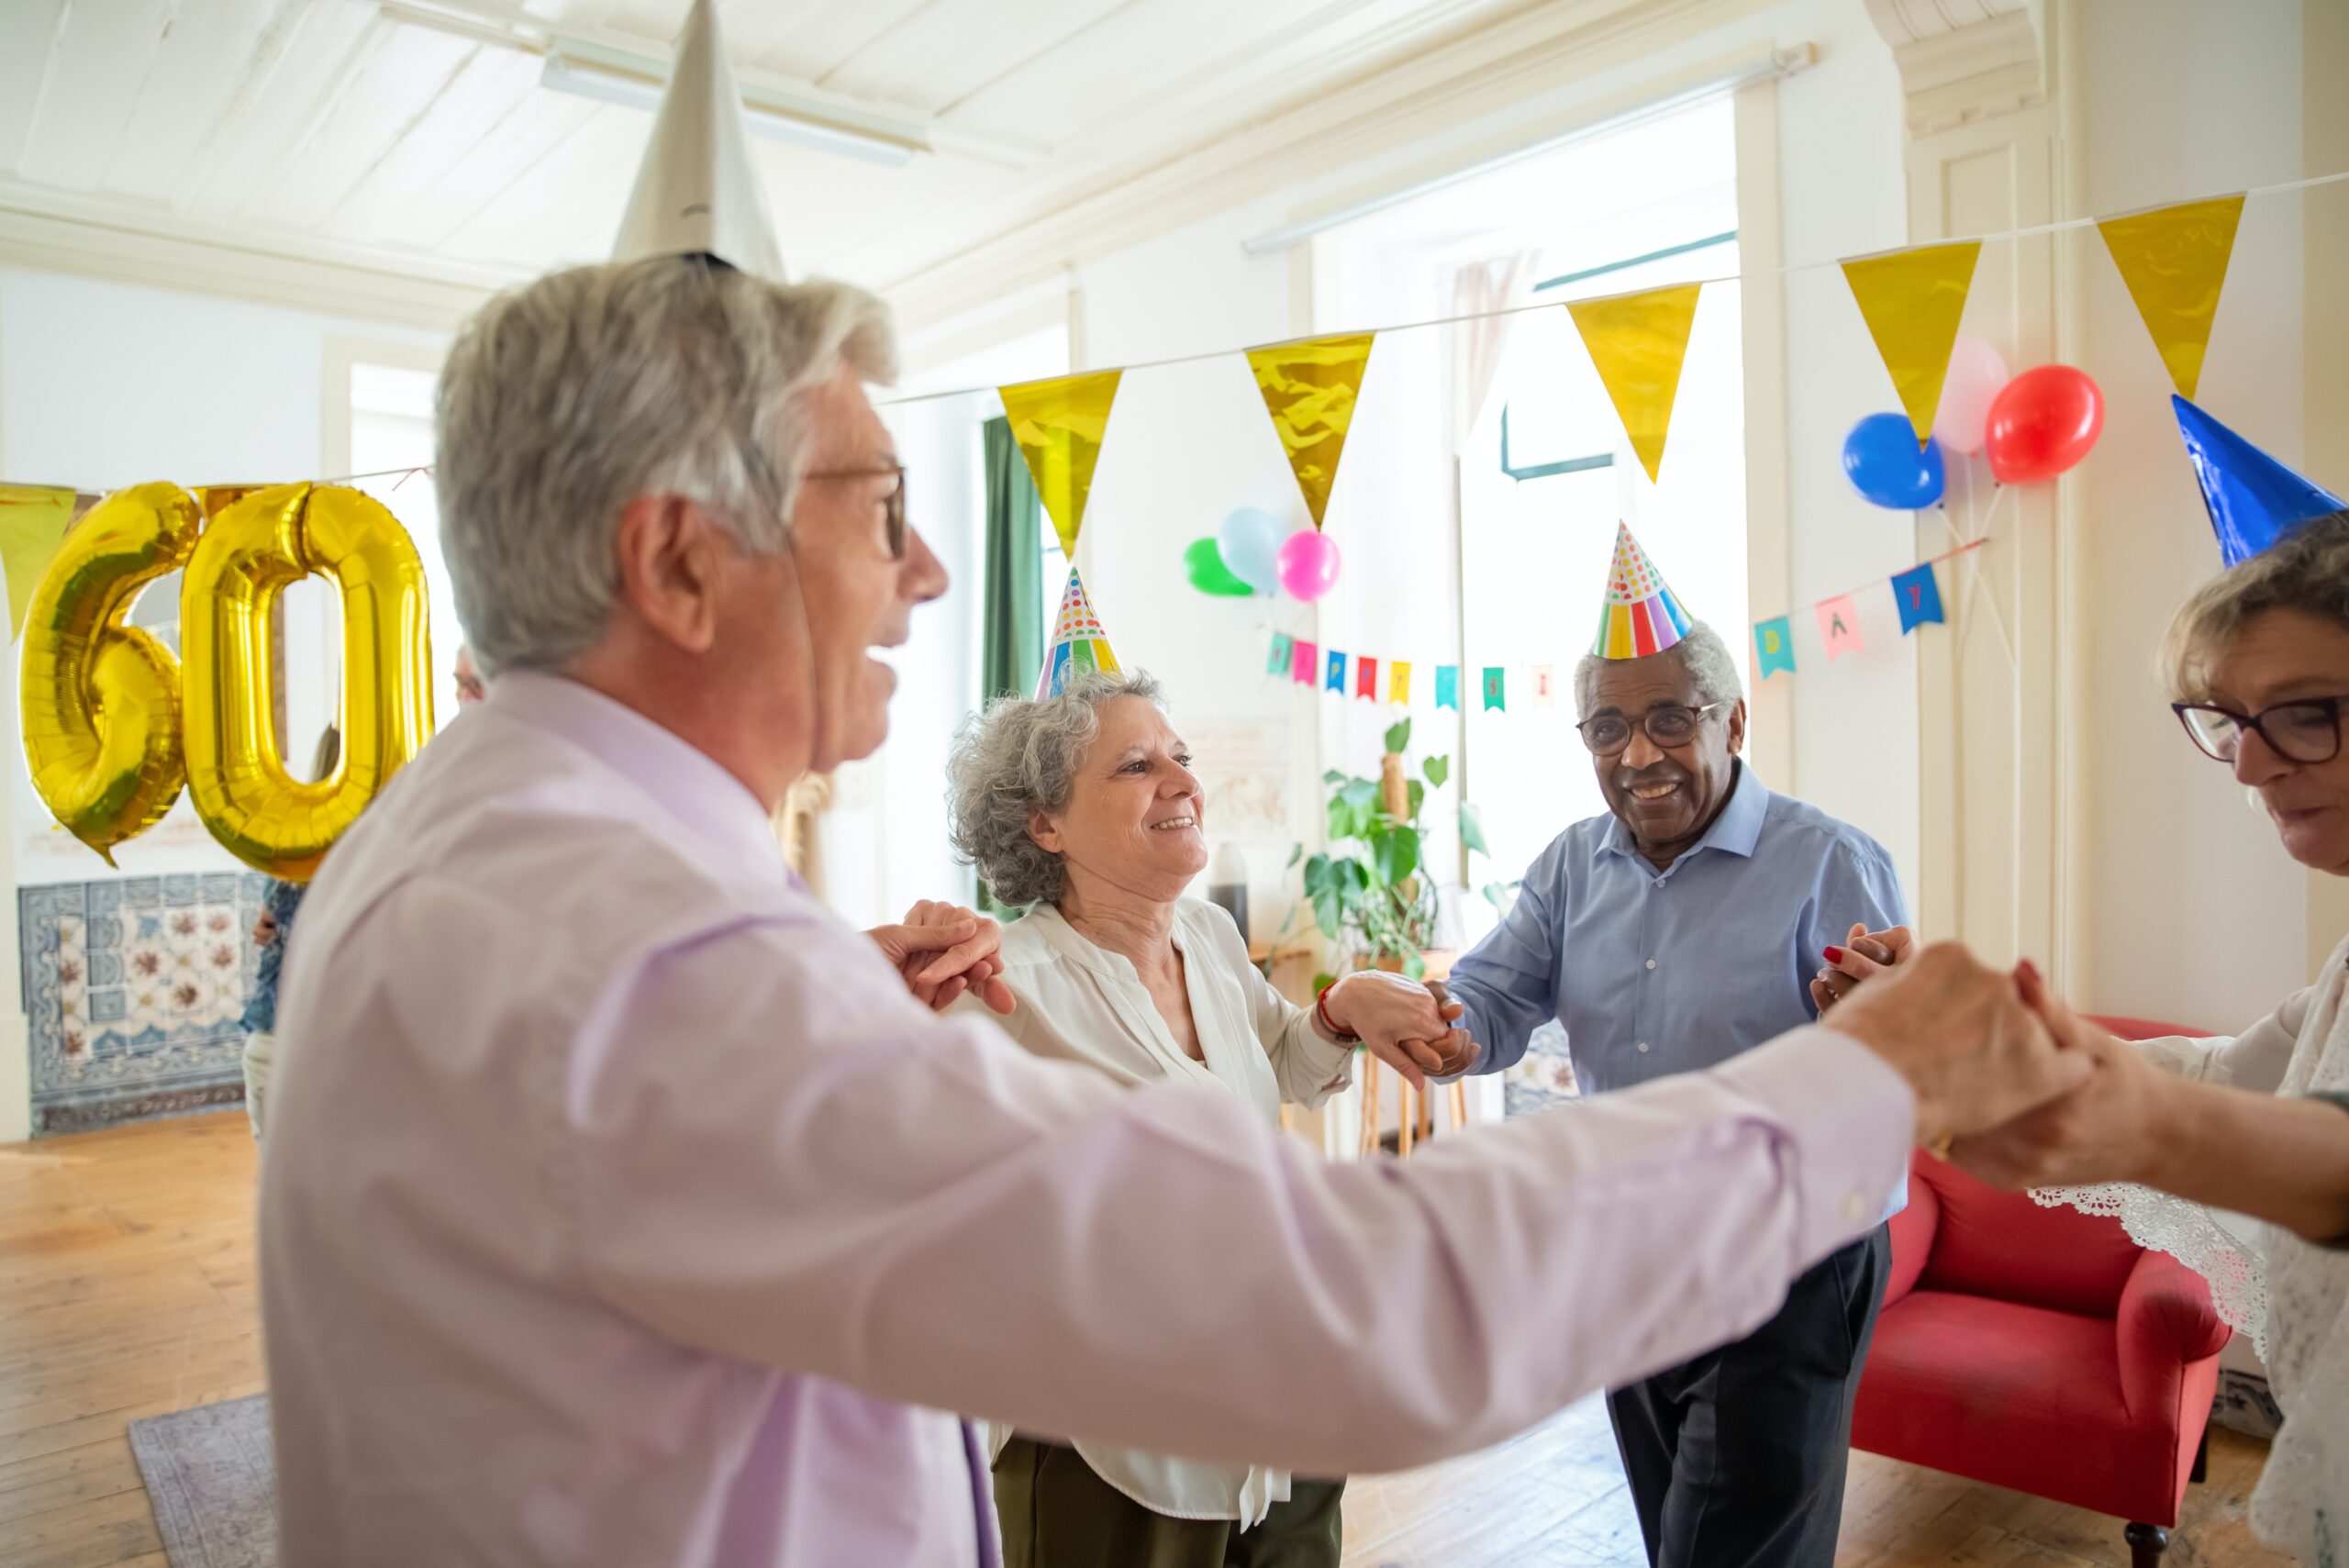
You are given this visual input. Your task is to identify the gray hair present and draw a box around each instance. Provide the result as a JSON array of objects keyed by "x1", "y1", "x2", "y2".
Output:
[
  {"x1": 435, "y1": 256, "x2": 896, "y2": 674},
  {"x1": 947, "y1": 669, "x2": 1167, "y2": 908},
  {"x1": 1573, "y1": 620, "x2": 1744, "y2": 718},
  {"x1": 2161, "y1": 511, "x2": 2349, "y2": 702}
]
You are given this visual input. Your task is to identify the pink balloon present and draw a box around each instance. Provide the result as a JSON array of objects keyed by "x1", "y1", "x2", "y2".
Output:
[
  {"x1": 1276, "y1": 528, "x2": 1341, "y2": 601},
  {"x1": 1933, "y1": 335, "x2": 2009, "y2": 456}
]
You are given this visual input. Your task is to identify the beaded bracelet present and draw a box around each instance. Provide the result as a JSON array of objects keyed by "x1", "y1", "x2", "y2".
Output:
[{"x1": 1315, "y1": 984, "x2": 1360, "y2": 1042}]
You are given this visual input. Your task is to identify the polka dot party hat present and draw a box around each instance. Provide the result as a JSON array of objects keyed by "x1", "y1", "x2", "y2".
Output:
[
  {"x1": 1591, "y1": 523, "x2": 1692, "y2": 660},
  {"x1": 1037, "y1": 567, "x2": 1123, "y2": 697}
]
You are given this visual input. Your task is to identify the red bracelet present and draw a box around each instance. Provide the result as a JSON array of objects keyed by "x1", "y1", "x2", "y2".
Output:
[{"x1": 1316, "y1": 984, "x2": 1360, "y2": 1042}]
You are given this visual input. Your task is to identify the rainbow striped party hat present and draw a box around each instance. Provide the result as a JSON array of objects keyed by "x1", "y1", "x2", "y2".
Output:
[
  {"x1": 1037, "y1": 567, "x2": 1122, "y2": 697},
  {"x1": 1591, "y1": 523, "x2": 1692, "y2": 659}
]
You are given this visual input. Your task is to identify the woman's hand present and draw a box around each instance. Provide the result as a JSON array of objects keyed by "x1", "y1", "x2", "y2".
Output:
[
  {"x1": 252, "y1": 909, "x2": 281, "y2": 947},
  {"x1": 1946, "y1": 962, "x2": 2175, "y2": 1188},
  {"x1": 867, "y1": 901, "x2": 1015, "y2": 1016},
  {"x1": 1322, "y1": 971, "x2": 1475, "y2": 1090},
  {"x1": 1810, "y1": 922, "x2": 1914, "y2": 1013}
]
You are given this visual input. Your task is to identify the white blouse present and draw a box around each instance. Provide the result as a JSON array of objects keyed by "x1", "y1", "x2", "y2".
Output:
[
  {"x1": 2037, "y1": 931, "x2": 2349, "y2": 1562},
  {"x1": 961, "y1": 897, "x2": 1356, "y2": 1525}
]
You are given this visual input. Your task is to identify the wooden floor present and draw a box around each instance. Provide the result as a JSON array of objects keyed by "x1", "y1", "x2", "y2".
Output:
[{"x1": 0, "y1": 1114, "x2": 2298, "y2": 1568}]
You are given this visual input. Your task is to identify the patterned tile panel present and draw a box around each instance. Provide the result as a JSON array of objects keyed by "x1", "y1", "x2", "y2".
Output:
[{"x1": 23, "y1": 873, "x2": 267, "y2": 1135}]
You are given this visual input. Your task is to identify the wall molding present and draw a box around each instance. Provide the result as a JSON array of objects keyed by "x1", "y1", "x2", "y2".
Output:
[
  {"x1": 0, "y1": 181, "x2": 503, "y2": 334},
  {"x1": 880, "y1": 0, "x2": 1785, "y2": 332}
]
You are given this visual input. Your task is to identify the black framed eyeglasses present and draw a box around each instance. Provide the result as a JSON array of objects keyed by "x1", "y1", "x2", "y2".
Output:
[
  {"x1": 1576, "y1": 700, "x2": 1731, "y2": 756},
  {"x1": 801, "y1": 462, "x2": 907, "y2": 560},
  {"x1": 2173, "y1": 695, "x2": 2349, "y2": 765}
]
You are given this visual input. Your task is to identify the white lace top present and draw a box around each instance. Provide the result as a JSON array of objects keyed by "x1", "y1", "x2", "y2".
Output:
[{"x1": 2034, "y1": 932, "x2": 2349, "y2": 1563}]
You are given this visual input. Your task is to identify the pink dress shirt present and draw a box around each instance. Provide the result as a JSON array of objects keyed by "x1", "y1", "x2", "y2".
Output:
[{"x1": 260, "y1": 671, "x2": 1913, "y2": 1566}]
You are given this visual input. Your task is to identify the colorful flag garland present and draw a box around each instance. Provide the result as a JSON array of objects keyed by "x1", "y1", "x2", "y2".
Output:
[{"x1": 1750, "y1": 539, "x2": 1984, "y2": 680}]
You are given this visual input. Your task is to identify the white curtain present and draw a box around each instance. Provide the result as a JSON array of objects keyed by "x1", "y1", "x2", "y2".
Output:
[{"x1": 1449, "y1": 252, "x2": 1540, "y2": 454}]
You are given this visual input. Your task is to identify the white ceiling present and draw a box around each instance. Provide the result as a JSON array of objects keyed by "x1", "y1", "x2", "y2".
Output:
[{"x1": 0, "y1": 0, "x2": 1566, "y2": 325}]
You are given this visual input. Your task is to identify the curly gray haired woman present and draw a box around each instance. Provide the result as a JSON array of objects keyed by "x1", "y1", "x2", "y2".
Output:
[{"x1": 942, "y1": 666, "x2": 1471, "y2": 1568}]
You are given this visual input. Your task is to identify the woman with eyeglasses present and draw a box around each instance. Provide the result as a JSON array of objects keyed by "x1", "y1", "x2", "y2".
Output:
[{"x1": 1894, "y1": 511, "x2": 2349, "y2": 1562}]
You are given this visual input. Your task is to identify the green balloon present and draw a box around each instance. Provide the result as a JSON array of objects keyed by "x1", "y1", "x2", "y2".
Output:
[{"x1": 1184, "y1": 537, "x2": 1254, "y2": 596}]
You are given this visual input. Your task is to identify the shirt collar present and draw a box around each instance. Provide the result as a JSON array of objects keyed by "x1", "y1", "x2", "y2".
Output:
[
  {"x1": 486, "y1": 670, "x2": 788, "y2": 878},
  {"x1": 1602, "y1": 758, "x2": 1769, "y2": 867}
]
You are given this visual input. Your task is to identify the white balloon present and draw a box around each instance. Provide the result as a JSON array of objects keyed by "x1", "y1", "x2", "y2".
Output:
[{"x1": 1934, "y1": 336, "x2": 2010, "y2": 456}]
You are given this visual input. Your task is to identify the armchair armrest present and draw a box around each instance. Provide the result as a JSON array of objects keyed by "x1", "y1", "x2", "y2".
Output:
[
  {"x1": 1881, "y1": 1162, "x2": 1941, "y2": 1309},
  {"x1": 2118, "y1": 1246, "x2": 2232, "y2": 1418}
]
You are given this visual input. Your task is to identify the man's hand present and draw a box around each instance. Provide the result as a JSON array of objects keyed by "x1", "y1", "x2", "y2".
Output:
[
  {"x1": 1823, "y1": 941, "x2": 2091, "y2": 1149},
  {"x1": 1809, "y1": 922, "x2": 1914, "y2": 1013},
  {"x1": 1945, "y1": 963, "x2": 2176, "y2": 1188},
  {"x1": 866, "y1": 901, "x2": 1015, "y2": 1016},
  {"x1": 1322, "y1": 971, "x2": 1475, "y2": 1090}
]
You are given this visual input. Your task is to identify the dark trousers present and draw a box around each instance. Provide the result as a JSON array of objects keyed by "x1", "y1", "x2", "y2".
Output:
[
  {"x1": 1606, "y1": 1225, "x2": 1889, "y2": 1568},
  {"x1": 993, "y1": 1437, "x2": 1344, "y2": 1568}
]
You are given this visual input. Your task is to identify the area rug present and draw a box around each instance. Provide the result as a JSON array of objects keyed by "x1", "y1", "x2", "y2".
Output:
[{"x1": 128, "y1": 1394, "x2": 276, "y2": 1567}]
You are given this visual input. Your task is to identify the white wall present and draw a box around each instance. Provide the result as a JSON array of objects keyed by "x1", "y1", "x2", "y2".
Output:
[
  {"x1": 0, "y1": 267, "x2": 442, "y2": 1137},
  {"x1": 2074, "y1": 0, "x2": 2313, "y2": 1026}
]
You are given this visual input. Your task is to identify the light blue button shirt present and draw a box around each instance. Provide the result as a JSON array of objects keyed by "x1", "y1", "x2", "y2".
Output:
[{"x1": 1449, "y1": 761, "x2": 1909, "y2": 1221}]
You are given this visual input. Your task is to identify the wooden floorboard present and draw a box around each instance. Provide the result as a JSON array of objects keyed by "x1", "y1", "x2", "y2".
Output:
[{"x1": 0, "y1": 1112, "x2": 2299, "y2": 1568}]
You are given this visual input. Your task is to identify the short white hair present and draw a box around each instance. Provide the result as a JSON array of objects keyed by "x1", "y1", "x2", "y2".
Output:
[
  {"x1": 947, "y1": 670, "x2": 1166, "y2": 908},
  {"x1": 1573, "y1": 621, "x2": 1744, "y2": 718},
  {"x1": 435, "y1": 257, "x2": 896, "y2": 674}
]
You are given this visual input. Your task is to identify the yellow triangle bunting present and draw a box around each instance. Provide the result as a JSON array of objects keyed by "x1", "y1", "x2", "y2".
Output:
[
  {"x1": 1565, "y1": 284, "x2": 1703, "y2": 484},
  {"x1": 1245, "y1": 333, "x2": 1375, "y2": 529},
  {"x1": 0, "y1": 485, "x2": 83, "y2": 640},
  {"x1": 999, "y1": 370, "x2": 1123, "y2": 556},
  {"x1": 2098, "y1": 194, "x2": 2244, "y2": 401},
  {"x1": 1841, "y1": 240, "x2": 1982, "y2": 446}
]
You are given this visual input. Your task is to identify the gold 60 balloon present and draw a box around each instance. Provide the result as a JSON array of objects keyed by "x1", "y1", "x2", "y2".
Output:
[{"x1": 20, "y1": 481, "x2": 435, "y2": 880}]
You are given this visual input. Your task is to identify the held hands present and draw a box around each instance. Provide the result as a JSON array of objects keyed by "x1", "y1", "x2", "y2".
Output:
[
  {"x1": 1321, "y1": 971, "x2": 1475, "y2": 1090},
  {"x1": 1943, "y1": 962, "x2": 2174, "y2": 1189},
  {"x1": 1810, "y1": 922, "x2": 1914, "y2": 1013},
  {"x1": 1823, "y1": 941, "x2": 2093, "y2": 1151},
  {"x1": 866, "y1": 901, "x2": 1016, "y2": 1016}
]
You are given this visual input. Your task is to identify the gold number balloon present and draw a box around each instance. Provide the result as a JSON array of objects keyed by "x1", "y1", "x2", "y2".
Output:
[
  {"x1": 18, "y1": 483, "x2": 203, "y2": 863},
  {"x1": 180, "y1": 483, "x2": 435, "y2": 881}
]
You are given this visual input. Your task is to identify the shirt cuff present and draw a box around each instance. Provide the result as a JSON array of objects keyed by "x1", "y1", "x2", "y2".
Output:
[
  {"x1": 1710, "y1": 1026, "x2": 1916, "y2": 1266},
  {"x1": 1294, "y1": 1014, "x2": 1357, "y2": 1086}
]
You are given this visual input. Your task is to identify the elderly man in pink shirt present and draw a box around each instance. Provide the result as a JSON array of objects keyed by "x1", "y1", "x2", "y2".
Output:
[{"x1": 258, "y1": 252, "x2": 2087, "y2": 1566}]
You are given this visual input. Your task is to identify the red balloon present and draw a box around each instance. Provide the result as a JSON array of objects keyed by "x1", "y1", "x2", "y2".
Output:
[{"x1": 1983, "y1": 364, "x2": 2104, "y2": 484}]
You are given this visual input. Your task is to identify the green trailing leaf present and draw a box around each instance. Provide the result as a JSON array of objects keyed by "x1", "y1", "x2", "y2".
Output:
[
  {"x1": 1312, "y1": 971, "x2": 1337, "y2": 996},
  {"x1": 1422, "y1": 754, "x2": 1449, "y2": 790},
  {"x1": 1383, "y1": 717, "x2": 1411, "y2": 755},
  {"x1": 1481, "y1": 878, "x2": 1520, "y2": 914},
  {"x1": 1402, "y1": 951, "x2": 1428, "y2": 981},
  {"x1": 1285, "y1": 842, "x2": 1302, "y2": 870},
  {"x1": 1322, "y1": 769, "x2": 1347, "y2": 786},
  {"x1": 1406, "y1": 780, "x2": 1425, "y2": 822},
  {"x1": 1459, "y1": 802, "x2": 1490, "y2": 858}
]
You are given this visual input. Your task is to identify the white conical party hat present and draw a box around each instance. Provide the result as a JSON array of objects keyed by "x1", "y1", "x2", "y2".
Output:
[{"x1": 611, "y1": 0, "x2": 785, "y2": 281}]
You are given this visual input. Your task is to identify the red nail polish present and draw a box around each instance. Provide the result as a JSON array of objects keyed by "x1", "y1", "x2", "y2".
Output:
[{"x1": 1823, "y1": 946, "x2": 1845, "y2": 964}]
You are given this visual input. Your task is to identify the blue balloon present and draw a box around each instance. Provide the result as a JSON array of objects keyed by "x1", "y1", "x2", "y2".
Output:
[
  {"x1": 1842, "y1": 413, "x2": 1946, "y2": 509},
  {"x1": 2174, "y1": 395, "x2": 2346, "y2": 566},
  {"x1": 1217, "y1": 507, "x2": 1283, "y2": 593}
]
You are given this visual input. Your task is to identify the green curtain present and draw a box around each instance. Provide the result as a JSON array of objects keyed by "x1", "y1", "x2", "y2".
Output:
[
  {"x1": 978, "y1": 417, "x2": 1044, "y2": 918},
  {"x1": 981, "y1": 416, "x2": 1044, "y2": 703}
]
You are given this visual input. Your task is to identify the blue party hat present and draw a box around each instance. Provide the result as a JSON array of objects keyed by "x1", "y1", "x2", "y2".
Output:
[{"x1": 2174, "y1": 395, "x2": 2345, "y2": 566}]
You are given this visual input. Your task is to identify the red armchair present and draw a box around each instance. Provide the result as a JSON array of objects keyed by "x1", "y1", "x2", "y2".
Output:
[{"x1": 1853, "y1": 1018, "x2": 2231, "y2": 1567}]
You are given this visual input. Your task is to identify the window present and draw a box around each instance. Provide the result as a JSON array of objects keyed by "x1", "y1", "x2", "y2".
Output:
[{"x1": 1312, "y1": 98, "x2": 1746, "y2": 940}]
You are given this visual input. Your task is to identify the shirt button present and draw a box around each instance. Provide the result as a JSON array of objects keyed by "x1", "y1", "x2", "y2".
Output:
[
  {"x1": 1653, "y1": 877, "x2": 1665, "y2": 888},
  {"x1": 1637, "y1": 1041, "x2": 1651, "y2": 1054},
  {"x1": 1842, "y1": 1193, "x2": 1865, "y2": 1222},
  {"x1": 1645, "y1": 959, "x2": 1657, "y2": 971}
]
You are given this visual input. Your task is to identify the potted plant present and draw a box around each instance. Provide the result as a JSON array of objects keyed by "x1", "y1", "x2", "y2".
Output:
[{"x1": 1286, "y1": 717, "x2": 1488, "y2": 989}]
